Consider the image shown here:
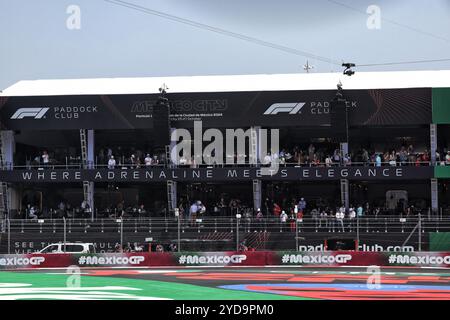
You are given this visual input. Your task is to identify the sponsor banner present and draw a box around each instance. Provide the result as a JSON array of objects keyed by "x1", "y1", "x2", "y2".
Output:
[
  {"x1": 76, "y1": 253, "x2": 148, "y2": 267},
  {"x1": 0, "y1": 166, "x2": 433, "y2": 183},
  {"x1": 387, "y1": 252, "x2": 450, "y2": 267},
  {"x1": 1, "y1": 251, "x2": 450, "y2": 269},
  {"x1": 0, "y1": 88, "x2": 431, "y2": 130},
  {"x1": 176, "y1": 252, "x2": 266, "y2": 266},
  {"x1": 0, "y1": 254, "x2": 71, "y2": 269}
]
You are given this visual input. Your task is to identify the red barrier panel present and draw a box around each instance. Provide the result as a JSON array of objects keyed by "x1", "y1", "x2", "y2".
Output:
[{"x1": 2, "y1": 251, "x2": 450, "y2": 270}]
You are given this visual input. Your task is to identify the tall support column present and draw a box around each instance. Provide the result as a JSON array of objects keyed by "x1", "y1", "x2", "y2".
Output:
[
  {"x1": 253, "y1": 179, "x2": 262, "y2": 211},
  {"x1": 430, "y1": 124, "x2": 437, "y2": 165},
  {"x1": 167, "y1": 180, "x2": 177, "y2": 213},
  {"x1": 340, "y1": 142, "x2": 348, "y2": 163},
  {"x1": 0, "y1": 131, "x2": 15, "y2": 169},
  {"x1": 83, "y1": 181, "x2": 95, "y2": 221},
  {"x1": 87, "y1": 129, "x2": 95, "y2": 169},
  {"x1": 168, "y1": 128, "x2": 177, "y2": 167},
  {"x1": 250, "y1": 126, "x2": 259, "y2": 166},
  {"x1": 431, "y1": 178, "x2": 438, "y2": 215},
  {"x1": 255, "y1": 126, "x2": 263, "y2": 165},
  {"x1": 340, "y1": 179, "x2": 349, "y2": 213},
  {"x1": 0, "y1": 182, "x2": 10, "y2": 220}
]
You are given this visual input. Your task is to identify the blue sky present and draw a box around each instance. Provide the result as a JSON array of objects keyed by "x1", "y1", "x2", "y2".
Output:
[{"x1": 1, "y1": 0, "x2": 450, "y2": 90}]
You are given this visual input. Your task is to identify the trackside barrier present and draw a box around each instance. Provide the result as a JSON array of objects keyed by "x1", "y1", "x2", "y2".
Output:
[{"x1": 2, "y1": 251, "x2": 450, "y2": 270}]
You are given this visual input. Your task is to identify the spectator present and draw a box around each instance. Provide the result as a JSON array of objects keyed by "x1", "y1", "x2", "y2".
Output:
[
  {"x1": 42, "y1": 150, "x2": 49, "y2": 166},
  {"x1": 446, "y1": 151, "x2": 450, "y2": 165},
  {"x1": 255, "y1": 208, "x2": 264, "y2": 231},
  {"x1": 273, "y1": 203, "x2": 281, "y2": 217},
  {"x1": 336, "y1": 206, "x2": 345, "y2": 232},
  {"x1": 348, "y1": 206, "x2": 356, "y2": 230},
  {"x1": 311, "y1": 208, "x2": 319, "y2": 228},
  {"x1": 362, "y1": 149, "x2": 369, "y2": 165},
  {"x1": 375, "y1": 154, "x2": 381, "y2": 167},
  {"x1": 298, "y1": 198, "x2": 306, "y2": 212},
  {"x1": 280, "y1": 210, "x2": 288, "y2": 223},
  {"x1": 144, "y1": 154, "x2": 152, "y2": 167},
  {"x1": 325, "y1": 155, "x2": 333, "y2": 167},
  {"x1": 28, "y1": 205, "x2": 38, "y2": 219},
  {"x1": 108, "y1": 156, "x2": 116, "y2": 169},
  {"x1": 357, "y1": 205, "x2": 364, "y2": 217},
  {"x1": 319, "y1": 208, "x2": 328, "y2": 228},
  {"x1": 263, "y1": 153, "x2": 272, "y2": 165},
  {"x1": 333, "y1": 149, "x2": 341, "y2": 163}
]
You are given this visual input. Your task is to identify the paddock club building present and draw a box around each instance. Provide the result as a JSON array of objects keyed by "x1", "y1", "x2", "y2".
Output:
[{"x1": 0, "y1": 70, "x2": 449, "y2": 226}]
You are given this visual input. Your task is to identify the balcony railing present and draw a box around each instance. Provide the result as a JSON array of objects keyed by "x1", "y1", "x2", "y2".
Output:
[{"x1": 1, "y1": 160, "x2": 446, "y2": 171}]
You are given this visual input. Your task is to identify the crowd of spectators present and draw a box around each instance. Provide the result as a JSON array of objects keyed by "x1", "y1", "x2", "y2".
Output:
[{"x1": 12, "y1": 142, "x2": 450, "y2": 169}]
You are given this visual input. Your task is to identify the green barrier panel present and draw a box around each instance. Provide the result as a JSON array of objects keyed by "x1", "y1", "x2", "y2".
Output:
[
  {"x1": 432, "y1": 88, "x2": 450, "y2": 124},
  {"x1": 429, "y1": 232, "x2": 450, "y2": 251},
  {"x1": 435, "y1": 166, "x2": 450, "y2": 179}
]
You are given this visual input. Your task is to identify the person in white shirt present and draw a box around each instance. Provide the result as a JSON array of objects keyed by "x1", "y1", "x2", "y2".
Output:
[
  {"x1": 108, "y1": 156, "x2": 116, "y2": 169},
  {"x1": 325, "y1": 156, "x2": 333, "y2": 167},
  {"x1": 144, "y1": 154, "x2": 152, "y2": 167},
  {"x1": 319, "y1": 208, "x2": 328, "y2": 228},
  {"x1": 263, "y1": 153, "x2": 272, "y2": 165},
  {"x1": 348, "y1": 207, "x2": 356, "y2": 231},
  {"x1": 179, "y1": 156, "x2": 187, "y2": 166},
  {"x1": 42, "y1": 151, "x2": 49, "y2": 165},
  {"x1": 335, "y1": 206, "x2": 345, "y2": 232},
  {"x1": 446, "y1": 151, "x2": 450, "y2": 165},
  {"x1": 280, "y1": 210, "x2": 288, "y2": 223}
]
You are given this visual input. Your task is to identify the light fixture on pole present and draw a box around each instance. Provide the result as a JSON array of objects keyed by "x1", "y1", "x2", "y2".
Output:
[{"x1": 342, "y1": 62, "x2": 355, "y2": 76}]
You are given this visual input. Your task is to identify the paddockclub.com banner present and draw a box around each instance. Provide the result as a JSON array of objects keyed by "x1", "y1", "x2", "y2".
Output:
[
  {"x1": 0, "y1": 166, "x2": 434, "y2": 183},
  {"x1": 1, "y1": 251, "x2": 450, "y2": 270}
]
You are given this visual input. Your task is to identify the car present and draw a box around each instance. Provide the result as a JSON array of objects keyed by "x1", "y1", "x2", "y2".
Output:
[{"x1": 37, "y1": 242, "x2": 95, "y2": 254}]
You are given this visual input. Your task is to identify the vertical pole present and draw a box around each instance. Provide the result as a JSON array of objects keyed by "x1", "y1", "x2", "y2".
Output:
[
  {"x1": 7, "y1": 219, "x2": 10, "y2": 254},
  {"x1": 63, "y1": 217, "x2": 66, "y2": 253},
  {"x1": 430, "y1": 124, "x2": 437, "y2": 166},
  {"x1": 178, "y1": 214, "x2": 181, "y2": 252},
  {"x1": 295, "y1": 219, "x2": 299, "y2": 251},
  {"x1": 356, "y1": 215, "x2": 360, "y2": 250},
  {"x1": 236, "y1": 218, "x2": 239, "y2": 251},
  {"x1": 431, "y1": 179, "x2": 438, "y2": 217},
  {"x1": 120, "y1": 220, "x2": 123, "y2": 251},
  {"x1": 418, "y1": 214, "x2": 422, "y2": 252}
]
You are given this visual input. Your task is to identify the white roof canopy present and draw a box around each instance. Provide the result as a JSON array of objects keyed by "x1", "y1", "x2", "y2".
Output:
[{"x1": 1, "y1": 70, "x2": 450, "y2": 97}]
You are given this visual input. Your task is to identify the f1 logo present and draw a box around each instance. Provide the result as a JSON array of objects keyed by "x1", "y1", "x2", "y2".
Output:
[
  {"x1": 264, "y1": 103, "x2": 305, "y2": 115},
  {"x1": 11, "y1": 108, "x2": 49, "y2": 119}
]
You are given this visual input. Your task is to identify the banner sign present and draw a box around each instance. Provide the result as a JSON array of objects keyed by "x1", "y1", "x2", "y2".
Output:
[
  {"x1": 1, "y1": 251, "x2": 450, "y2": 270},
  {"x1": 0, "y1": 166, "x2": 434, "y2": 183},
  {"x1": 0, "y1": 88, "x2": 431, "y2": 130}
]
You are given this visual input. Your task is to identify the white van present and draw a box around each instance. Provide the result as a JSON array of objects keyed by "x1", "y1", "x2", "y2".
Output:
[{"x1": 38, "y1": 243, "x2": 95, "y2": 254}]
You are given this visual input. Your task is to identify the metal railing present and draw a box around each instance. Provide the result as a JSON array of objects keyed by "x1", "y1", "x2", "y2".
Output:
[
  {"x1": 1, "y1": 215, "x2": 449, "y2": 254},
  {"x1": 2, "y1": 160, "x2": 448, "y2": 170}
]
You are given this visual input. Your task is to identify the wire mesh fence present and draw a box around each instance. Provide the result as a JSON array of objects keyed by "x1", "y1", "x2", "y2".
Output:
[{"x1": 1, "y1": 215, "x2": 449, "y2": 254}]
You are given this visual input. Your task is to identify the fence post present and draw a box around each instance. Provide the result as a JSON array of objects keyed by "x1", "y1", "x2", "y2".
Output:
[
  {"x1": 63, "y1": 217, "x2": 66, "y2": 253},
  {"x1": 7, "y1": 219, "x2": 10, "y2": 254},
  {"x1": 356, "y1": 215, "x2": 360, "y2": 250},
  {"x1": 418, "y1": 214, "x2": 422, "y2": 251},
  {"x1": 175, "y1": 208, "x2": 181, "y2": 252},
  {"x1": 236, "y1": 215, "x2": 241, "y2": 251}
]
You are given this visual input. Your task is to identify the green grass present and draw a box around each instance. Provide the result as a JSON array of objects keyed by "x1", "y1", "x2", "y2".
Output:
[{"x1": 0, "y1": 271, "x2": 309, "y2": 300}]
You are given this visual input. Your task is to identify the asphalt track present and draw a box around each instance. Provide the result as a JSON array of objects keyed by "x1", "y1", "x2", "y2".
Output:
[{"x1": 1, "y1": 266, "x2": 450, "y2": 300}]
